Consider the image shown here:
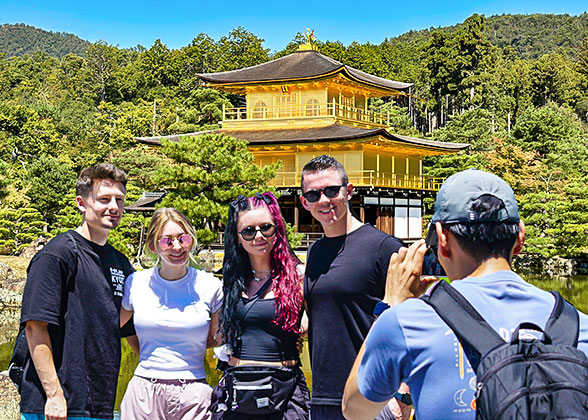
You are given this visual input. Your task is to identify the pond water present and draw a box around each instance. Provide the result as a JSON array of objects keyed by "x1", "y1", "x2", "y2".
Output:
[{"x1": 1, "y1": 274, "x2": 586, "y2": 415}]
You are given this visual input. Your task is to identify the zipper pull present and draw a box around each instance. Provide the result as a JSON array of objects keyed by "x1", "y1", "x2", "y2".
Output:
[{"x1": 474, "y1": 381, "x2": 483, "y2": 400}]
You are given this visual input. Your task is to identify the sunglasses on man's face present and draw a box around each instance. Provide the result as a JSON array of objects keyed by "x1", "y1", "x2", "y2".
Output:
[
  {"x1": 158, "y1": 234, "x2": 193, "y2": 251},
  {"x1": 301, "y1": 185, "x2": 345, "y2": 203},
  {"x1": 239, "y1": 224, "x2": 276, "y2": 241}
]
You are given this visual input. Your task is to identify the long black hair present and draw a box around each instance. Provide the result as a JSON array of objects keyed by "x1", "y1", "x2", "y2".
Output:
[{"x1": 220, "y1": 193, "x2": 302, "y2": 347}]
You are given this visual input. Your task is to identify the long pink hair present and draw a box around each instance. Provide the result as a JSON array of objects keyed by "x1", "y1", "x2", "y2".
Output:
[{"x1": 250, "y1": 193, "x2": 302, "y2": 331}]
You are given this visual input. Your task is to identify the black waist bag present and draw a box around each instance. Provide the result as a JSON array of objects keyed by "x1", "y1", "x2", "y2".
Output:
[
  {"x1": 422, "y1": 281, "x2": 588, "y2": 420},
  {"x1": 224, "y1": 365, "x2": 299, "y2": 414},
  {"x1": 8, "y1": 325, "x2": 28, "y2": 392}
]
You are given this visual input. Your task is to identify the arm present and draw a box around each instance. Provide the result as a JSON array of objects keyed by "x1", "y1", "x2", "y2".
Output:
[
  {"x1": 120, "y1": 274, "x2": 139, "y2": 353},
  {"x1": 125, "y1": 335, "x2": 140, "y2": 354},
  {"x1": 297, "y1": 264, "x2": 308, "y2": 336},
  {"x1": 120, "y1": 307, "x2": 133, "y2": 328},
  {"x1": 25, "y1": 320, "x2": 67, "y2": 420},
  {"x1": 342, "y1": 342, "x2": 388, "y2": 419},
  {"x1": 207, "y1": 310, "x2": 221, "y2": 348}
]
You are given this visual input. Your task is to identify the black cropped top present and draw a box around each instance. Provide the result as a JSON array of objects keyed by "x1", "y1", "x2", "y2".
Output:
[{"x1": 233, "y1": 296, "x2": 300, "y2": 362}]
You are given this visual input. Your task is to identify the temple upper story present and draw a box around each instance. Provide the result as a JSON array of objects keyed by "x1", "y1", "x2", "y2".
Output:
[{"x1": 198, "y1": 46, "x2": 413, "y2": 130}]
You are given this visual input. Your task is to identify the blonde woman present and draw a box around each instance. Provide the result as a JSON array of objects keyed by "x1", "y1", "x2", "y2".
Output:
[{"x1": 120, "y1": 208, "x2": 223, "y2": 420}]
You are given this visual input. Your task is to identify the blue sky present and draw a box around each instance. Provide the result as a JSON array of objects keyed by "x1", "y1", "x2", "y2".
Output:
[{"x1": 1, "y1": 0, "x2": 587, "y2": 52}]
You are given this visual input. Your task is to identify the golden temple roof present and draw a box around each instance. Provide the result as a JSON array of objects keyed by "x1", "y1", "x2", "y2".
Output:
[
  {"x1": 135, "y1": 125, "x2": 468, "y2": 153},
  {"x1": 197, "y1": 49, "x2": 412, "y2": 93}
]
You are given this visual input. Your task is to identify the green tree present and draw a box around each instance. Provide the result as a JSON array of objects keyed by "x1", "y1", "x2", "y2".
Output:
[
  {"x1": 168, "y1": 88, "x2": 230, "y2": 131},
  {"x1": 0, "y1": 102, "x2": 65, "y2": 164},
  {"x1": 216, "y1": 27, "x2": 269, "y2": 72},
  {"x1": 154, "y1": 133, "x2": 279, "y2": 246},
  {"x1": 432, "y1": 108, "x2": 498, "y2": 151},
  {"x1": 0, "y1": 206, "x2": 46, "y2": 254},
  {"x1": 85, "y1": 41, "x2": 126, "y2": 102},
  {"x1": 530, "y1": 51, "x2": 584, "y2": 108},
  {"x1": 0, "y1": 160, "x2": 9, "y2": 201},
  {"x1": 112, "y1": 145, "x2": 166, "y2": 191},
  {"x1": 512, "y1": 103, "x2": 588, "y2": 175},
  {"x1": 26, "y1": 155, "x2": 76, "y2": 227}
]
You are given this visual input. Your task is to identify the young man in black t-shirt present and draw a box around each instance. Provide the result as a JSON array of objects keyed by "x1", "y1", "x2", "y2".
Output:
[
  {"x1": 300, "y1": 155, "x2": 408, "y2": 420},
  {"x1": 20, "y1": 163, "x2": 135, "y2": 420}
]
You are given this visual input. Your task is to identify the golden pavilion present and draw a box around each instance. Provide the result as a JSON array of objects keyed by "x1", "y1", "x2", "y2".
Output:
[{"x1": 135, "y1": 42, "x2": 468, "y2": 244}]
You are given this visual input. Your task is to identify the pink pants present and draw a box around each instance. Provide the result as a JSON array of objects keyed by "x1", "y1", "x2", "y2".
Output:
[{"x1": 121, "y1": 375, "x2": 212, "y2": 420}]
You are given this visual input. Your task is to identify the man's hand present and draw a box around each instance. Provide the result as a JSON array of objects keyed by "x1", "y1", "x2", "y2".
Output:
[
  {"x1": 45, "y1": 393, "x2": 67, "y2": 420},
  {"x1": 387, "y1": 383, "x2": 412, "y2": 420},
  {"x1": 383, "y1": 239, "x2": 437, "y2": 306}
]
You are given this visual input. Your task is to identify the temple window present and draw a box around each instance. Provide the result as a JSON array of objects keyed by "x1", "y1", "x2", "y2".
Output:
[
  {"x1": 275, "y1": 93, "x2": 296, "y2": 117},
  {"x1": 252, "y1": 101, "x2": 267, "y2": 119},
  {"x1": 341, "y1": 95, "x2": 354, "y2": 108},
  {"x1": 305, "y1": 99, "x2": 320, "y2": 116},
  {"x1": 341, "y1": 95, "x2": 355, "y2": 118}
]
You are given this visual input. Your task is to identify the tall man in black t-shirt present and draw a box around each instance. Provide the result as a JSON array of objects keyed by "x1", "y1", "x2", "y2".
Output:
[
  {"x1": 20, "y1": 163, "x2": 135, "y2": 420},
  {"x1": 300, "y1": 155, "x2": 406, "y2": 420}
]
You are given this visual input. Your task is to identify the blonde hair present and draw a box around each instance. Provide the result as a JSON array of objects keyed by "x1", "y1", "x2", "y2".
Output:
[{"x1": 145, "y1": 208, "x2": 198, "y2": 258}]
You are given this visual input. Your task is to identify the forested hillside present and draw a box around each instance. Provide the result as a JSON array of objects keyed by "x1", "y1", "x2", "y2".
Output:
[
  {"x1": 0, "y1": 15, "x2": 587, "y2": 260},
  {"x1": 389, "y1": 13, "x2": 588, "y2": 60},
  {"x1": 486, "y1": 14, "x2": 588, "y2": 58},
  {"x1": 0, "y1": 23, "x2": 90, "y2": 57}
]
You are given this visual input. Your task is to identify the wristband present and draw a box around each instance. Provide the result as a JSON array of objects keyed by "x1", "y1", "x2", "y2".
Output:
[{"x1": 373, "y1": 301, "x2": 390, "y2": 317}]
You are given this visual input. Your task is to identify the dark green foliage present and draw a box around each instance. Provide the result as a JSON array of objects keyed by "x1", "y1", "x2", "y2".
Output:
[
  {"x1": 26, "y1": 156, "x2": 76, "y2": 226},
  {"x1": 0, "y1": 23, "x2": 90, "y2": 58},
  {"x1": 216, "y1": 27, "x2": 270, "y2": 72},
  {"x1": 432, "y1": 109, "x2": 498, "y2": 151},
  {"x1": 0, "y1": 18, "x2": 587, "y2": 260},
  {"x1": 512, "y1": 103, "x2": 588, "y2": 175},
  {"x1": 0, "y1": 207, "x2": 46, "y2": 254},
  {"x1": 485, "y1": 14, "x2": 588, "y2": 59}
]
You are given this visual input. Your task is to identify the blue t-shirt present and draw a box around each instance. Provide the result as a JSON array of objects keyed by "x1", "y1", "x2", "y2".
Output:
[{"x1": 358, "y1": 271, "x2": 588, "y2": 420}]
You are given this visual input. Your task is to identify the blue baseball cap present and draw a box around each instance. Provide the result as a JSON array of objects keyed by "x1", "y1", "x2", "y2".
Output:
[{"x1": 432, "y1": 168, "x2": 520, "y2": 224}]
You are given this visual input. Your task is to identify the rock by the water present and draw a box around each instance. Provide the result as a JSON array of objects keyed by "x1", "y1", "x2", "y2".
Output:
[
  {"x1": 18, "y1": 236, "x2": 49, "y2": 258},
  {"x1": 0, "y1": 262, "x2": 15, "y2": 286},
  {"x1": 0, "y1": 288, "x2": 22, "y2": 308}
]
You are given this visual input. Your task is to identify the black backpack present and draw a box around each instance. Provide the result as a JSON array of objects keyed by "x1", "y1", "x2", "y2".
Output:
[
  {"x1": 422, "y1": 280, "x2": 588, "y2": 420},
  {"x1": 8, "y1": 232, "x2": 78, "y2": 393}
]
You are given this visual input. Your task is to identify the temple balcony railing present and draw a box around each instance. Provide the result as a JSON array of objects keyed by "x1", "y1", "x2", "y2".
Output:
[
  {"x1": 221, "y1": 101, "x2": 390, "y2": 129},
  {"x1": 268, "y1": 170, "x2": 444, "y2": 191}
]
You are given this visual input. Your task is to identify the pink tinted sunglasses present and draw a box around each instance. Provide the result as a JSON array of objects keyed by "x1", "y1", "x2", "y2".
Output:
[{"x1": 158, "y1": 234, "x2": 193, "y2": 250}]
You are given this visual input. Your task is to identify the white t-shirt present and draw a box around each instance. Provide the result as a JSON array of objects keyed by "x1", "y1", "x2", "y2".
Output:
[{"x1": 122, "y1": 266, "x2": 223, "y2": 379}]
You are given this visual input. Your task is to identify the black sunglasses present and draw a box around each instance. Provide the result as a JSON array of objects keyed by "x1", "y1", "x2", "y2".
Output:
[
  {"x1": 301, "y1": 185, "x2": 345, "y2": 203},
  {"x1": 239, "y1": 223, "x2": 276, "y2": 241}
]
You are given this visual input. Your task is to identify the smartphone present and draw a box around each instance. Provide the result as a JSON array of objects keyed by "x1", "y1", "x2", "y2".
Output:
[{"x1": 421, "y1": 248, "x2": 449, "y2": 284}]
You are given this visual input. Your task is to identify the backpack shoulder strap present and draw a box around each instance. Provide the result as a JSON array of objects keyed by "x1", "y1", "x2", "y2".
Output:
[
  {"x1": 421, "y1": 281, "x2": 505, "y2": 357},
  {"x1": 545, "y1": 291, "x2": 579, "y2": 347}
]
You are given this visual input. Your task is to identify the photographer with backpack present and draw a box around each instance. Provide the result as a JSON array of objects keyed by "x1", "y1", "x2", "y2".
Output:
[{"x1": 342, "y1": 168, "x2": 588, "y2": 420}]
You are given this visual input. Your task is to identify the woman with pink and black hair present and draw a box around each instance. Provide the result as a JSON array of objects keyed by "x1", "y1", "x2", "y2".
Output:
[{"x1": 211, "y1": 192, "x2": 309, "y2": 419}]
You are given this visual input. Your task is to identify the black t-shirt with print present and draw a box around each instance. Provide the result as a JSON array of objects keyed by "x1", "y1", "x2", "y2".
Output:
[
  {"x1": 20, "y1": 230, "x2": 134, "y2": 418},
  {"x1": 304, "y1": 224, "x2": 404, "y2": 406}
]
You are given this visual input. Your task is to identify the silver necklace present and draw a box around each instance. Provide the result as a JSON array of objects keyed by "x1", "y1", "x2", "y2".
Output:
[{"x1": 251, "y1": 268, "x2": 271, "y2": 282}]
